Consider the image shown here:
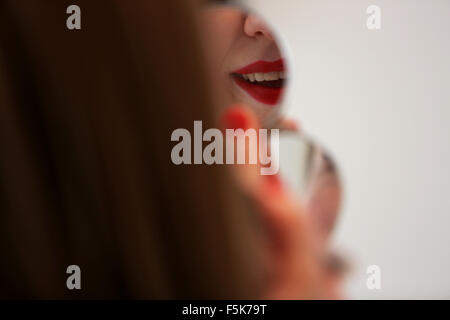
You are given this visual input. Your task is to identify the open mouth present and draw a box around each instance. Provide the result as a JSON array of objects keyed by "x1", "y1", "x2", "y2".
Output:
[{"x1": 231, "y1": 59, "x2": 286, "y2": 106}]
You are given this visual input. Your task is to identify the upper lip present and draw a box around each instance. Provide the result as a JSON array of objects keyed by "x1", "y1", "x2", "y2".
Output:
[{"x1": 232, "y1": 59, "x2": 285, "y2": 75}]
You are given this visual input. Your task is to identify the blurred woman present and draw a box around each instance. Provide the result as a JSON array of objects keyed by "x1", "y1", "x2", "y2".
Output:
[{"x1": 0, "y1": 0, "x2": 324, "y2": 299}]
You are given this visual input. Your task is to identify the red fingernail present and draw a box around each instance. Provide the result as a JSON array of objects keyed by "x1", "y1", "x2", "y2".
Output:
[
  {"x1": 263, "y1": 173, "x2": 282, "y2": 192},
  {"x1": 221, "y1": 107, "x2": 248, "y2": 130}
]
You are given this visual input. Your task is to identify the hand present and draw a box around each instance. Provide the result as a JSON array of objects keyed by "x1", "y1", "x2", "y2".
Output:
[{"x1": 222, "y1": 105, "x2": 326, "y2": 299}]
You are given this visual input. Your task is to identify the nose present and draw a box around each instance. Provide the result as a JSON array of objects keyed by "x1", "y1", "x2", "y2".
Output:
[{"x1": 243, "y1": 14, "x2": 274, "y2": 41}]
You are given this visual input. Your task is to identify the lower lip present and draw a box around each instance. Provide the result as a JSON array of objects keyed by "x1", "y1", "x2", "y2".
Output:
[{"x1": 232, "y1": 76, "x2": 284, "y2": 106}]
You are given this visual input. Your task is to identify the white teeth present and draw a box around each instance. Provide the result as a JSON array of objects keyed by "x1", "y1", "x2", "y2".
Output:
[
  {"x1": 255, "y1": 73, "x2": 264, "y2": 81},
  {"x1": 241, "y1": 72, "x2": 286, "y2": 82},
  {"x1": 264, "y1": 72, "x2": 279, "y2": 81}
]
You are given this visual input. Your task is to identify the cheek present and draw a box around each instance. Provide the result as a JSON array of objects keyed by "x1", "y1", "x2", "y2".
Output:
[
  {"x1": 199, "y1": 10, "x2": 244, "y2": 109},
  {"x1": 200, "y1": 11, "x2": 243, "y2": 71}
]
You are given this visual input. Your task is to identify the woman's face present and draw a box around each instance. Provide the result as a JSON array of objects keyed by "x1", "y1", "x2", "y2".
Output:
[{"x1": 201, "y1": 6, "x2": 286, "y2": 125}]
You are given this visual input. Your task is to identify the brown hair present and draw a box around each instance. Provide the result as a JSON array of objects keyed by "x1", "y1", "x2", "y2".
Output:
[{"x1": 0, "y1": 0, "x2": 263, "y2": 299}]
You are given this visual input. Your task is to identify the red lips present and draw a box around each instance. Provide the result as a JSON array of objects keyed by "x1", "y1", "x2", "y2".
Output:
[
  {"x1": 233, "y1": 59, "x2": 285, "y2": 74},
  {"x1": 231, "y1": 59, "x2": 285, "y2": 106}
]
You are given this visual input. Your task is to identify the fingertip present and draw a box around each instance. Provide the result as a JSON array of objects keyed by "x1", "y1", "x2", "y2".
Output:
[{"x1": 221, "y1": 104, "x2": 259, "y2": 131}]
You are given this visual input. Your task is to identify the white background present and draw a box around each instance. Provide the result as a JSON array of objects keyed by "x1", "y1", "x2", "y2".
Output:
[{"x1": 243, "y1": 0, "x2": 450, "y2": 299}]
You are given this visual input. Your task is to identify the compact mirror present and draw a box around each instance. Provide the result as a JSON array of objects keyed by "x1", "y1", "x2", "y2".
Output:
[
  {"x1": 277, "y1": 132, "x2": 342, "y2": 240},
  {"x1": 200, "y1": 1, "x2": 342, "y2": 238},
  {"x1": 200, "y1": 1, "x2": 287, "y2": 127}
]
